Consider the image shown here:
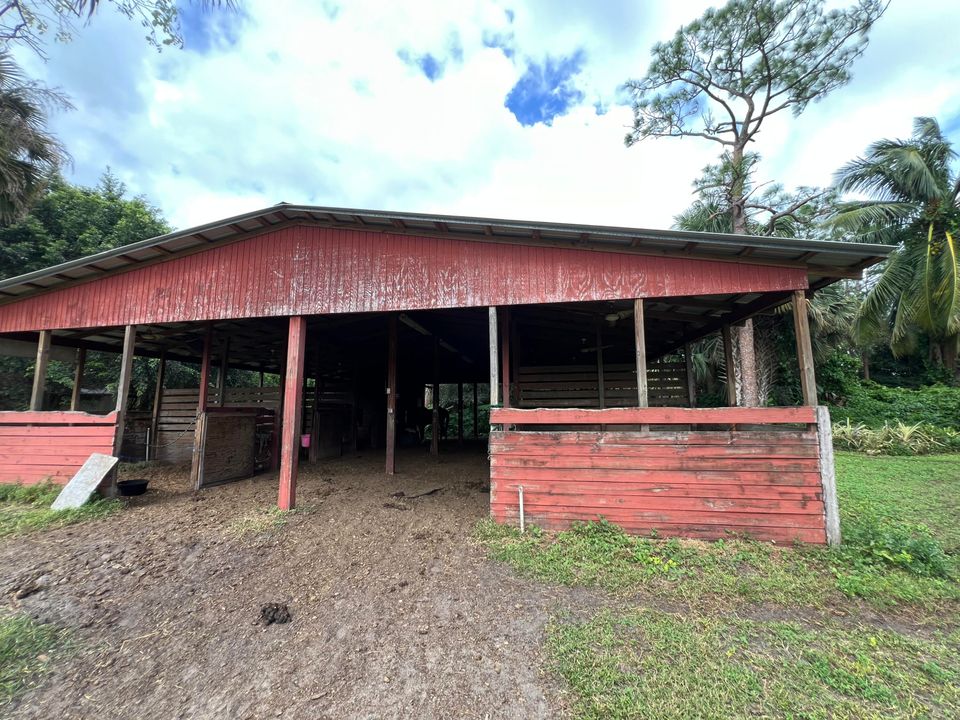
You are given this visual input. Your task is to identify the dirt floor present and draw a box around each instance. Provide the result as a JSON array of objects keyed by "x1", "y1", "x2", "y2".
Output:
[{"x1": 0, "y1": 443, "x2": 598, "y2": 719}]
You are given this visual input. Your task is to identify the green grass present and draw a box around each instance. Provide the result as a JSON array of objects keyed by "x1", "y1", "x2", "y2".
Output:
[
  {"x1": 0, "y1": 613, "x2": 67, "y2": 708},
  {"x1": 476, "y1": 453, "x2": 960, "y2": 609},
  {"x1": 0, "y1": 482, "x2": 121, "y2": 538},
  {"x1": 548, "y1": 609, "x2": 960, "y2": 719}
]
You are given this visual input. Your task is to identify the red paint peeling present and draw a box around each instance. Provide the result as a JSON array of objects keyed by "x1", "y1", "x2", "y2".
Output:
[{"x1": 0, "y1": 225, "x2": 808, "y2": 332}]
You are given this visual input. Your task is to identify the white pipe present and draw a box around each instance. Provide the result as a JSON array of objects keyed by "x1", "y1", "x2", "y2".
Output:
[{"x1": 518, "y1": 485, "x2": 525, "y2": 534}]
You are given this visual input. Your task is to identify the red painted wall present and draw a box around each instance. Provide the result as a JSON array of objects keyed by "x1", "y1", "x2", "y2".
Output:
[
  {"x1": 0, "y1": 225, "x2": 808, "y2": 332},
  {"x1": 0, "y1": 411, "x2": 118, "y2": 484},
  {"x1": 489, "y1": 429, "x2": 827, "y2": 544}
]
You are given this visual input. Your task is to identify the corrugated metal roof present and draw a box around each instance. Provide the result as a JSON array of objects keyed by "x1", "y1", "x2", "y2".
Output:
[{"x1": 0, "y1": 203, "x2": 891, "y2": 300}]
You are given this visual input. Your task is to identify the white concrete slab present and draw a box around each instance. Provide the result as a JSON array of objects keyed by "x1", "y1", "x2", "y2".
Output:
[{"x1": 51, "y1": 453, "x2": 119, "y2": 510}]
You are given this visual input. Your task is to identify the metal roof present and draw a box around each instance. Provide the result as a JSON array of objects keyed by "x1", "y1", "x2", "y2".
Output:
[{"x1": 0, "y1": 203, "x2": 892, "y2": 301}]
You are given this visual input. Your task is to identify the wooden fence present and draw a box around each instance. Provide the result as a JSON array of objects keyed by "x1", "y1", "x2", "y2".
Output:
[
  {"x1": 489, "y1": 406, "x2": 837, "y2": 545},
  {"x1": 0, "y1": 411, "x2": 118, "y2": 484}
]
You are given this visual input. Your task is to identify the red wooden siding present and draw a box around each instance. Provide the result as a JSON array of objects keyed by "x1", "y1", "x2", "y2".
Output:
[
  {"x1": 0, "y1": 411, "x2": 118, "y2": 484},
  {"x1": 490, "y1": 406, "x2": 817, "y2": 425},
  {"x1": 0, "y1": 225, "x2": 808, "y2": 332},
  {"x1": 489, "y1": 429, "x2": 826, "y2": 544}
]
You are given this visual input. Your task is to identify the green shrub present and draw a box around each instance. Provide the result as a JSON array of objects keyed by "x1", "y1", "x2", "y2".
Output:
[
  {"x1": 842, "y1": 518, "x2": 952, "y2": 579},
  {"x1": 829, "y1": 382, "x2": 960, "y2": 430},
  {"x1": 832, "y1": 419, "x2": 960, "y2": 455}
]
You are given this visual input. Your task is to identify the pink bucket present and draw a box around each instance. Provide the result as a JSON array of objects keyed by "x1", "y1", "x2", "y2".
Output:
[{"x1": 300, "y1": 434, "x2": 311, "y2": 448}]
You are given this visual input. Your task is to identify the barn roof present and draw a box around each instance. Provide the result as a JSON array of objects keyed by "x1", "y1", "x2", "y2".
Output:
[{"x1": 0, "y1": 203, "x2": 891, "y2": 301}]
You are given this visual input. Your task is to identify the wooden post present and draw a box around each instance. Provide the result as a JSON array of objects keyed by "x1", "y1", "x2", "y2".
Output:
[
  {"x1": 792, "y1": 290, "x2": 818, "y2": 406},
  {"x1": 216, "y1": 336, "x2": 230, "y2": 406},
  {"x1": 721, "y1": 325, "x2": 738, "y2": 407},
  {"x1": 457, "y1": 382, "x2": 464, "y2": 444},
  {"x1": 472, "y1": 382, "x2": 479, "y2": 439},
  {"x1": 278, "y1": 316, "x2": 307, "y2": 511},
  {"x1": 29, "y1": 330, "x2": 51, "y2": 411},
  {"x1": 431, "y1": 336, "x2": 440, "y2": 457},
  {"x1": 684, "y1": 343, "x2": 696, "y2": 408},
  {"x1": 309, "y1": 376, "x2": 321, "y2": 463},
  {"x1": 489, "y1": 307, "x2": 500, "y2": 408},
  {"x1": 596, "y1": 324, "x2": 606, "y2": 409},
  {"x1": 271, "y1": 353, "x2": 286, "y2": 472},
  {"x1": 386, "y1": 315, "x2": 398, "y2": 475},
  {"x1": 190, "y1": 325, "x2": 213, "y2": 488},
  {"x1": 816, "y1": 406, "x2": 841, "y2": 546},
  {"x1": 112, "y1": 325, "x2": 137, "y2": 456},
  {"x1": 70, "y1": 347, "x2": 86, "y2": 411},
  {"x1": 633, "y1": 300, "x2": 647, "y2": 408},
  {"x1": 501, "y1": 307, "x2": 511, "y2": 409},
  {"x1": 149, "y1": 350, "x2": 166, "y2": 461},
  {"x1": 258, "y1": 368, "x2": 265, "y2": 387}
]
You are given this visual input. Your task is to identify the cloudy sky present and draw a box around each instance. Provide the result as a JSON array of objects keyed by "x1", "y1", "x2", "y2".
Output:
[{"x1": 17, "y1": 0, "x2": 960, "y2": 231}]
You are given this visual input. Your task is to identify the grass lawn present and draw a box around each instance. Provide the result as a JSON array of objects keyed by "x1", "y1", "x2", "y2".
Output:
[
  {"x1": 0, "y1": 613, "x2": 67, "y2": 709},
  {"x1": 477, "y1": 452, "x2": 960, "y2": 719},
  {"x1": 0, "y1": 482, "x2": 120, "y2": 539}
]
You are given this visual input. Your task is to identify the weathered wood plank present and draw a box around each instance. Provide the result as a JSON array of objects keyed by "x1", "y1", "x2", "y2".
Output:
[{"x1": 491, "y1": 406, "x2": 816, "y2": 425}]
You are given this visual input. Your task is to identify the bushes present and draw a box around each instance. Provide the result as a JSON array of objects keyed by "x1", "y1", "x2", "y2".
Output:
[
  {"x1": 829, "y1": 382, "x2": 960, "y2": 430},
  {"x1": 841, "y1": 517, "x2": 952, "y2": 579},
  {"x1": 832, "y1": 420, "x2": 960, "y2": 455}
]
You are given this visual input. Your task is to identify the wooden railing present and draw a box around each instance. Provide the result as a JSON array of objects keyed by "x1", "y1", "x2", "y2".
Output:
[
  {"x1": 0, "y1": 411, "x2": 118, "y2": 484},
  {"x1": 490, "y1": 406, "x2": 816, "y2": 425}
]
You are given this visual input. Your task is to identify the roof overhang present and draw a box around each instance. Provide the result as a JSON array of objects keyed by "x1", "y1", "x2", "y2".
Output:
[{"x1": 0, "y1": 203, "x2": 891, "y2": 303}]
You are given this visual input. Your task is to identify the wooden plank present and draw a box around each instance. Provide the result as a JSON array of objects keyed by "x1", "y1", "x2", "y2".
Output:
[
  {"x1": 793, "y1": 290, "x2": 818, "y2": 406},
  {"x1": 278, "y1": 316, "x2": 306, "y2": 510},
  {"x1": 70, "y1": 347, "x2": 86, "y2": 411},
  {"x1": 111, "y1": 325, "x2": 136, "y2": 465},
  {"x1": 817, "y1": 406, "x2": 840, "y2": 546},
  {"x1": 489, "y1": 307, "x2": 500, "y2": 408},
  {"x1": 0, "y1": 411, "x2": 118, "y2": 426},
  {"x1": 386, "y1": 314, "x2": 397, "y2": 475},
  {"x1": 501, "y1": 307, "x2": 511, "y2": 409},
  {"x1": 491, "y1": 454, "x2": 820, "y2": 472},
  {"x1": 491, "y1": 476, "x2": 821, "y2": 498},
  {"x1": 489, "y1": 442, "x2": 818, "y2": 459},
  {"x1": 29, "y1": 330, "x2": 51, "y2": 411},
  {"x1": 490, "y1": 406, "x2": 816, "y2": 425},
  {"x1": 149, "y1": 350, "x2": 166, "y2": 462},
  {"x1": 489, "y1": 465, "x2": 821, "y2": 486},
  {"x1": 490, "y1": 430, "x2": 817, "y2": 445},
  {"x1": 490, "y1": 491, "x2": 824, "y2": 515},
  {"x1": 634, "y1": 299, "x2": 647, "y2": 408},
  {"x1": 189, "y1": 326, "x2": 213, "y2": 488},
  {"x1": 684, "y1": 343, "x2": 696, "y2": 408}
]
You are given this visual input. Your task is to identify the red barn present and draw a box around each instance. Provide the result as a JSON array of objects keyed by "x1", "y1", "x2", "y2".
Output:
[{"x1": 0, "y1": 205, "x2": 890, "y2": 545}]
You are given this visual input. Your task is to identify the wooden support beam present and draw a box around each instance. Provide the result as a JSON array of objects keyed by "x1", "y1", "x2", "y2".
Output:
[
  {"x1": 721, "y1": 325, "x2": 738, "y2": 407},
  {"x1": 216, "y1": 336, "x2": 230, "y2": 406},
  {"x1": 792, "y1": 290, "x2": 818, "y2": 406},
  {"x1": 190, "y1": 325, "x2": 213, "y2": 488},
  {"x1": 70, "y1": 347, "x2": 86, "y2": 411},
  {"x1": 489, "y1": 307, "x2": 500, "y2": 407},
  {"x1": 29, "y1": 330, "x2": 51, "y2": 411},
  {"x1": 278, "y1": 316, "x2": 307, "y2": 510},
  {"x1": 472, "y1": 382, "x2": 479, "y2": 439},
  {"x1": 431, "y1": 337, "x2": 440, "y2": 457},
  {"x1": 501, "y1": 307, "x2": 511, "y2": 409},
  {"x1": 684, "y1": 342, "x2": 696, "y2": 408},
  {"x1": 633, "y1": 299, "x2": 648, "y2": 408},
  {"x1": 386, "y1": 315, "x2": 397, "y2": 475},
  {"x1": 817, "y1": 406, "x2": 841, "y2": 546},
  {"x1": 149, "y1": 350, "x2": 166, "y2": 461},
  {"x1": 112, "y1": 325, "x2": 137, "y2": 456},
  {"x1": 457, "y1": 382, "x2": 464, "y2": 444}
]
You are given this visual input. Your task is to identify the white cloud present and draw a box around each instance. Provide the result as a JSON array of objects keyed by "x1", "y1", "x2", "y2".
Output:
[{"x1": 15, "y1": 0, "x2": 960, "y2": 234}]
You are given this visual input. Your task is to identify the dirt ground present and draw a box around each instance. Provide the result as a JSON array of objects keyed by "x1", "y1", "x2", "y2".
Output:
[{"x1": 1, "y1": 443, "x2": 593, "y2": 719}]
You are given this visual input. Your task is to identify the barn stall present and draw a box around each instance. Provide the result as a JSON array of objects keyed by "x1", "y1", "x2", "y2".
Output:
[{"x1": 0, "y1": 205, "x2": 890, "y2": 544}]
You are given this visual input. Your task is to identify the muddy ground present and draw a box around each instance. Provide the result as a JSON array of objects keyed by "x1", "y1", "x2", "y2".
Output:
[{"x1": 1, "y1": 443, "x2": 593, "y2": 719}]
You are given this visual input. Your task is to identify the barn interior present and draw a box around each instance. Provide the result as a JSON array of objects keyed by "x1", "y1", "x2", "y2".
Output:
[{"x1": 2, "y1": 289, "x2": 794, "y2": 488}]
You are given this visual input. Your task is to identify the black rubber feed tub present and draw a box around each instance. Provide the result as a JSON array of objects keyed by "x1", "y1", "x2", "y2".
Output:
[{"x1": 117, "y1": 479, "x2": 149, "y2": 496}]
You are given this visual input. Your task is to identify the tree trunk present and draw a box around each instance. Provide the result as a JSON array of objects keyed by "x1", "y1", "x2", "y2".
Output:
[
  {"x1": 729, "y1": 143, "x2": 759, "y2": 406},
  {"x1": 944, "y1": 336, "x2": 959, "y2": 384},
  {"x1": 861, "y1": 351, "x2": 870, "y2": 382}
]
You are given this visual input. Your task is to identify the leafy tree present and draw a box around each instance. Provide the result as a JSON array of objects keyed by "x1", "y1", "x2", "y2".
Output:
[
  {"x1": 0, "y1": 0, "x2": 235, "y2": 56},
  {"x1": 623, "y1": 0, "x2": 886, "y2": 405},
  {"x1": 0, "y1": 52, "x2": 69, "y2": 224},
  {"x1": 831, "y1": 117, "x2": 960, "y2": 378},
  {"x1": 0, "y1": 172, "x2": 172, "y2": 410}
]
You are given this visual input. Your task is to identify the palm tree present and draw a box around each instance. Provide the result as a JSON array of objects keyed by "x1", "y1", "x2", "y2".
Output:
[
  {"x1": 0, "y1": 52, "x2": 69, "y2": 225},
  {"x1": 832, "y1": 117, "x2": 960, "y2": 375}
]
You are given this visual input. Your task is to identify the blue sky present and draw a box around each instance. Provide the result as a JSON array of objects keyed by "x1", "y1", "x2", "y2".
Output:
[{"x1": 16, "y1": 0, "x2": 960, "y2": 230}]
